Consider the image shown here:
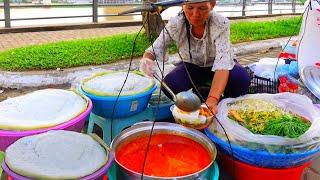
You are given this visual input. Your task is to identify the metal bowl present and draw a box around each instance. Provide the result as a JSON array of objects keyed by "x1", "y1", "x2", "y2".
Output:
[{"x1": 111, "y1": 122, "x2": 217, "y2": 180}]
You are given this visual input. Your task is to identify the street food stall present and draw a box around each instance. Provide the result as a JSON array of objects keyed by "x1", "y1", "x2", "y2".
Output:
[{"x1": 1, "y1": 0, "x2": 320, "y2": 179}]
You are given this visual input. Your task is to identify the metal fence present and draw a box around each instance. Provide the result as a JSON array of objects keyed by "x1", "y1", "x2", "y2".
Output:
[{"x1": 0, "y1": 0, "x2": 304, "y2": 28}]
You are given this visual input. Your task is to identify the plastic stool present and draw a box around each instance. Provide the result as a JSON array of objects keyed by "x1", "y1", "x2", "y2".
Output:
[{"x1": 87, "y1": 107, "x2": 153, "y2": 145}]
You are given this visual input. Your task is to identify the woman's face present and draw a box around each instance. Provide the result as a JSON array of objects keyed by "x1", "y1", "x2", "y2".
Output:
[{"x1": 183, "y1": 2, "x2": 214, "y2": 28}]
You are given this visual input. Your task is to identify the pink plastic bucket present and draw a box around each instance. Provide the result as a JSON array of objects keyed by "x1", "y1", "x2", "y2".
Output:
[
  {"x1": 0, "y1": 100, "x2": 92, "y2": 151},
  {"x1": 2, "y1": 151, "x2": 114, "y2": 180}
]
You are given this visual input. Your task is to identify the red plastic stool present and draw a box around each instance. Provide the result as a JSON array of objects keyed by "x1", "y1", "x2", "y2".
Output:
[{"x1": 220, "y1": 154, "x2": 311, "y2": 180}]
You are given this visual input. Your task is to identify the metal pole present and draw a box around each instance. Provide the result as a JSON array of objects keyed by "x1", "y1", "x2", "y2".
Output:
[
  {"x1": 92, "y1": 0, "x2": 98, "y2": 23},
  {"x1": 4, "y1": 0, "x2": 11, "y2": 28},
  {"x1": 242, "y1": 0, "x2": 246, "y2": 16},
  {"x1": 268, "y1": 0, "x2": 273, "y2": 15},
  {"x1": 292, "y1": 0, "x2": 296, "y2": 13}
]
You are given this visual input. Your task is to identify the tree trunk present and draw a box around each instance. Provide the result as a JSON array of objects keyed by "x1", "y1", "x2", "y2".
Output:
[{"x1": 142, "y1": 0, "x2": 164, "y2": 37}]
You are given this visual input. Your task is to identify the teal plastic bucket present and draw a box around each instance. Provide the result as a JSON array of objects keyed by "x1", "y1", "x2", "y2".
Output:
[{"x1": 107, "y1": 161, "x2": 219, "y2": 180}]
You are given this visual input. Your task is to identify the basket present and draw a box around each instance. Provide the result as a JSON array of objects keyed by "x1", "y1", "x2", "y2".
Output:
[
  {"x1": 246, "y1": 67, "x2": 278, "y2": 94},
  {"x1": 0, "y1": 100, "x2": 92, "y2": 151},
  {"x1": 204, "y1": 129, "x2": 320, "y2": 168}
]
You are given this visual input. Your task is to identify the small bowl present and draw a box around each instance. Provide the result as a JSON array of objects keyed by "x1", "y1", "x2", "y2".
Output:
[{"x1": 170, "y1": 105, "x2": 214, "y2": 130}]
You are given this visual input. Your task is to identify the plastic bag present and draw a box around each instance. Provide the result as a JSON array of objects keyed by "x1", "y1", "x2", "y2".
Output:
[
  {"x1": 248, "y1": 58, "x2": 285, "y2": 81},
  {"x1": 213, "y1": 93, "x2": 320, "y2": 153}
]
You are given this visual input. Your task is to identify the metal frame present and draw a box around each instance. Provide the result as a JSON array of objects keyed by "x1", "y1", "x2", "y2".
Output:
[{"x1": 0, "y1": 0, "x2": 304, "y2": 28}]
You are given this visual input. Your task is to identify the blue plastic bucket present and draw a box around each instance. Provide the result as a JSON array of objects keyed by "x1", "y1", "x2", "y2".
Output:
[
  {"x1": 148, "y1": 93, "x2": 173, "y2": 120},
  {"x1": 205, "y1": 129, "x2": 320, "y2": 168},
  {"x1": 79, "y1": 85, "x2": 156, "y2": 118},
  {"x1": 149, "y1": 103, "x2": 173, "y2": 120}
]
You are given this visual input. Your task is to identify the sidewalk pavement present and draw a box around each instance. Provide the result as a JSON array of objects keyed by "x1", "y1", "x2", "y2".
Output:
[{"x1": 0, "y1": 26, "x2": 142, "y2": 52}]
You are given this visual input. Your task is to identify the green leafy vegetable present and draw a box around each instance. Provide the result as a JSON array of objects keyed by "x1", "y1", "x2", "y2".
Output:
[{"x1": 263, "y1": 115, "x2": 311, "y2": 138}]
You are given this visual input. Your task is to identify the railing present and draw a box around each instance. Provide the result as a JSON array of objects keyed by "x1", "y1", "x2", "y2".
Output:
[{"x1": 0, "y1": 0, "x2": 304, "y2": 28}]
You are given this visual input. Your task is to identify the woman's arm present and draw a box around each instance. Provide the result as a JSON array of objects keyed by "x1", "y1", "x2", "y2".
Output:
[
  {"x1": 143, "y1": 51, "x2": 155, "y2": 60},
  {"x1": 144, "y1": 19, "x2": 176, "y2": 62},
  {"x1": 140, "y1": 19, "x2": 176, "y2": 76},
  {"x1": 206, "y1": 70, "x2": 229, "y2": 114},
  {"x1": 207, "y1": 17, "x2": 234, "y2": 114}
]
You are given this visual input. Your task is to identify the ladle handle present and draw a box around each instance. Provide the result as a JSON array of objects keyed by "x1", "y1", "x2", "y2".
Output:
[{"x1": 153, "y1": 74, "x2": 177, "y2": 102}]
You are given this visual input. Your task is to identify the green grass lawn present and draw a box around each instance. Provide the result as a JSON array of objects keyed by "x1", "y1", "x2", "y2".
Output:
[
  {"x1": 0, "y1": 16, "x2": 301, "y2": 71},
  {"x1": 230, "y1": 17, "x2": 301, "y2": 43}
]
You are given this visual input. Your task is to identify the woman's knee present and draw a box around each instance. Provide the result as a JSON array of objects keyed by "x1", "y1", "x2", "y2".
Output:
[
  {"x1": 229, "y1": 63, "x2": 251, "y2": 87},
  {"x1": 224, "y1": 63, "x2": 251, "y2": 97},
  {"x1": 160, "y1": 64, "x2": 190, "y2": 99},
  {"x1": 163, "y1": 62, "x2": 203, "y2": 93}
]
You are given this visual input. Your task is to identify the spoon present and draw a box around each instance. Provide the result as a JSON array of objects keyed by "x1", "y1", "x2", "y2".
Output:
[{"x1": 153, "y1": 74, "x2": 201, "y2": 112}]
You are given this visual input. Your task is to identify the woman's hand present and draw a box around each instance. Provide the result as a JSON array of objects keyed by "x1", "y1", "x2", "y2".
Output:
[
  {"x1": 205, "y1": 96, "x2": 219, "y2": 115},
  {"x1": 139, "y1": 57, "x2": 155, "y2": 77}
]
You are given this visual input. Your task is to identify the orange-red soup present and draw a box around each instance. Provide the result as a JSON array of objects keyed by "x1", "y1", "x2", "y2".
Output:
[{"x1": 116, "y1": 134, "x2": 212, "y2": 177}]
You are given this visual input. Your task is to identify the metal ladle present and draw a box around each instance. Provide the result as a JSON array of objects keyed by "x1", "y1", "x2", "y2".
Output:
[{"x1": 153, "y1": 74, "x2": 201, "y2": 112}]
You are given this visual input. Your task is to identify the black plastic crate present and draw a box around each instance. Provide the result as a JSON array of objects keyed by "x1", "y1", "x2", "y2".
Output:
[{"x1": 245, "y1": 67, "x2": 278, "y2": 94}]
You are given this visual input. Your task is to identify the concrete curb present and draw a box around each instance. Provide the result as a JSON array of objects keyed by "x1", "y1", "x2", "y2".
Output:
[
  {"x1": 232, "y1": 37, "x2": 288, "y2": 55},
  {"x1": 0, "y1": 37, "x2": 292, "y2": 89}
]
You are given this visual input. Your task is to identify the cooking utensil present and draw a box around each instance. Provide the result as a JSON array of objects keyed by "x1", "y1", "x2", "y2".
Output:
[{"x1": 153, "y1": 74, "x2": 201, "y2": 112}]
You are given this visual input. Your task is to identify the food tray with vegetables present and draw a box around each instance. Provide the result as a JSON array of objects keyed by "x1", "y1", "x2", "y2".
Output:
[
  {"x1": 227, "y1": 99, "x2": 310, "y2": 138},
  {"x1": 206, "y1": 93, "x2": 320, "y2": 168}
]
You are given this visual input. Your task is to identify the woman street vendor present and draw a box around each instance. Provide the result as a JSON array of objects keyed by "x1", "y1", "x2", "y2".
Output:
[{"x1": 139, "y1": 0, "x2": 250, "y2": 114}]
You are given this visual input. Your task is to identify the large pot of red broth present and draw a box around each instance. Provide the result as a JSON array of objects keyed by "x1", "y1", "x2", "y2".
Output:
[{"x1": 111, "y1": 122, "x2": 217, "y2": 180}]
